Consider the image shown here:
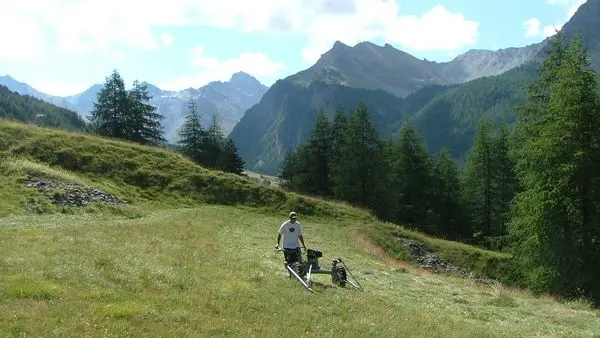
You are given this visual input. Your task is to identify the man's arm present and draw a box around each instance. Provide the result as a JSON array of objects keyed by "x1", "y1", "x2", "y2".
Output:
[
  {"x1": 276, "y1": 233, "x2": 281, "y2": 249},
  {"x1": 299, "y1": 234, "x2": 306, "y2": 250}
]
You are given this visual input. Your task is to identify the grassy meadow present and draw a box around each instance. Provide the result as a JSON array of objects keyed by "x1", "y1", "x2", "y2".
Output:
[{"x1": 1, "y1": 120, "x2": 600, "y2": 337}]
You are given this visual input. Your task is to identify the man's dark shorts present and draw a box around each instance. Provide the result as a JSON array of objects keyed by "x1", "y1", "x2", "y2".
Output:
[{"x1": 283, "y1": 247, "x2": 301, "y2": 265}]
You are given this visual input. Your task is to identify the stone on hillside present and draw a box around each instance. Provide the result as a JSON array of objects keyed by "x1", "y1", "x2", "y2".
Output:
[
  {"x1": 394, "y1": 235, "x2": 500, "y2": 287},
  {"x1": 21, "y1": 177, "x2": 128, "y2": 208}
]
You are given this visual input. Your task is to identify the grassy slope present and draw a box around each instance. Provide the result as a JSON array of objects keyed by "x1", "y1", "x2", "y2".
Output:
[{"x1": 1, "y1": 120, "x2": 599, "y2": 337}]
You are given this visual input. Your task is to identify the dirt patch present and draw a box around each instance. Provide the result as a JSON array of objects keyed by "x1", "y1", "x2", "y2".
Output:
[
  {"x1": 395, "y1": 236, "x2": 501, "y2": 287},
  {"x1": 22, "y1": 177, "x2": 128, "y2": 207}
]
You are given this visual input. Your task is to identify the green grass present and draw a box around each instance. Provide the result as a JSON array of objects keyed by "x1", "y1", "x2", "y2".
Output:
[
  {"x1": 366, "y1": 222, "x2": 515, "y2": 282},
  {"x1": 1, "y1": 120, "x2": 600, "y2": 337},
  {"x1": 1, "y1": 206, "x2": 599, "y2": 337}
]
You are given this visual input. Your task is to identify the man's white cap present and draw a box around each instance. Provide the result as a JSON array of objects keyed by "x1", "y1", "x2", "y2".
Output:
[{"x1": 289, "y1": 211, "x2": 298, "y2": 219}]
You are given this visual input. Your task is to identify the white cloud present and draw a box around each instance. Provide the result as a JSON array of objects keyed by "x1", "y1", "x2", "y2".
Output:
[
  {"x1": 566, "y1": 0, "x2": 586, "y2": 18},
  {"x1": 0, "y1": 3, "x2": 45, "y2": 60},
  {"x1": 524, "y1": 18, "x2": 541, "y2": 37},
  {"x1": 160, "y1": 46, "x2": 286, "y2": 90},
  {"x1": 161, "y1": 33, "x2": 174, "y2": 48},
  {"x1": 0, "y1": 0, "x2": 479, "y2": 64},
  {"x1": 543, "y1": 25, "x2": 561, "y2": 38},
  {"x1": 536, "y1": 0, "x2": 587, "y2": 38},
  {"x1": 290, "y1": 1, "x2": 479, "y2": 63}
]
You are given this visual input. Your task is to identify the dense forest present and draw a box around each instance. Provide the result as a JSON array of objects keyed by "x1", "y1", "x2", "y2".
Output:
[
  {"x1": 0, "y1": 85, "x2": 87, "y2": 131},
  {"x1": 280, "y1": 33, "x2": 600, "y2": 305}
]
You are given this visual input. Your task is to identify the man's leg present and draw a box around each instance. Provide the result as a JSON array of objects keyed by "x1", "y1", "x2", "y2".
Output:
[{"x1": 283, "y1": 248, "x2": 300, "y2": 278}]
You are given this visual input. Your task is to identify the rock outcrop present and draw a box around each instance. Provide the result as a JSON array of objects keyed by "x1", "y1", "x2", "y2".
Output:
[{"x1": 22, "y1": 178, "x2": 128, "y2": 207}]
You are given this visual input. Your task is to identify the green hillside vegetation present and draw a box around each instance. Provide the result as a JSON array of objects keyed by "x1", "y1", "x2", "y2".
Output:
[
  {"x1": 229, "y1": 62, "x2": 539, "y2": 175},
  {"x1": 0, "y1": 120, "x2": 342, "y2": 218},
  {"x1": 1, "y1": 120, "x2": 599, "y2": 337},
  {"x1": 279, "y1": 33, "x2": 600, "y2": 306},
  {"x1": 230, "y1": 80, "x2": 448, "y2": 175},
  {"x1": 408, "y1": 63, "x2": 538, "y2": 162},
  {"x1": 0, "y1": 85, "x2": 87, "y2": 131}
]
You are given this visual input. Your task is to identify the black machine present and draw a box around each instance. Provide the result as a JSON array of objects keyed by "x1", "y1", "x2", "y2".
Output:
[{"x1": 279, "y1": 248, "x2": 363, "y2": 293}]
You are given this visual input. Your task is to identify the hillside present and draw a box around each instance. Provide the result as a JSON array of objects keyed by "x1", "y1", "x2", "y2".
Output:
[
  {"x1": 0, "y1": 85, "x2": 87, "y2": 131},
  {"x1": 230, "y1": 80, "x2": 447, "y2": 174},
  {"x1": 1, "y1": 120, "x2": 599, "y2": 336},
  {"x1": 407, "y1": 62, "x2": 539, "y2": 161}
]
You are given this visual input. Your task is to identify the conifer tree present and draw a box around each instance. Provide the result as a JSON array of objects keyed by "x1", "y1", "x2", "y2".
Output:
[
  {"x1": 493, "y1": 125, "x2": 516, "y2": 236},
  {"x1": 127, "y1": 80, "x2": 165, "y2": 146},
  {"x1": 329, "y1": 106, "x2": 349, "y2": 191},
  {"x1": 330, "y1": 105, "x2": 348, "y2": 152},
  {"x1": 218, "y1": 138, "x2": 245, "y2": 175},
  {"x1": 511, "y1": 33, "x2": 600, "y2": 302},
  {"x1": 205, "y1": 114, "x2": 225, "y2": 168},
  {"x1": 306, "y1": 108, "x2": 333, "y2": 196},
  {"x1": 279, "y1": 144, "x2": 312, "y2": 192},
  {"x1": 392, "y1": 123, "x2": 432, "y2": 230},
  {"x1": 331, "y1": 103, "x2": 387, "y2": 211},
  {"x1": 177, "y1": 100, "x2": 206, "y2": 164},
  {"x1": 89, "y1": 69, "x2": 128, "y2": 139},
  {"x1": 463, "y1": 119, "x2": 496, "y2": 237},
  {"x1": 430, "y1": 149, "x2": 469, "y2": 238}
]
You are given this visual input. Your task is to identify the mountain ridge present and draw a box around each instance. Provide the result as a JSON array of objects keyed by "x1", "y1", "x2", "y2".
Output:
[
  {"x1": 0, "y1": 72, "x2": 269, "y2": 141},
  {"x1": 286, "y1": 40, "x2": 545, "y2": 98},
  {"x1": 230, "y1": 0, "x2": 600, "y2": 175}
]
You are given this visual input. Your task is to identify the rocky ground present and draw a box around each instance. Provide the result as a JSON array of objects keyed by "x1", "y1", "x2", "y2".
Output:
[
  {"x1": 22, "y1": 177, "x2": 128, "y2": 207},
  {"x1": 395, "y1": 236, "x2": 501, "y2": 286}
]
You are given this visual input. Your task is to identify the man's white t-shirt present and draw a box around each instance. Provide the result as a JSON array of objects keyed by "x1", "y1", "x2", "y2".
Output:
[{"x1": 278, "y1": 220, "x2": 303, "y2": 249}]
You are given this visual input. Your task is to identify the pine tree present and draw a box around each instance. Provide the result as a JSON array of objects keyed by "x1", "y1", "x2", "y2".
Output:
[
  {"x1": 279, "y1": 150, "x2": 296, "y2": 183},
  {"x1": 464, "y1": 119, "x2": 496, "y2": 238},
  {"x1": 493, "y1": 125, "x2": 516, "y2": 237},
  {"x1": 306, "y1": 108, "x2": 333, "y2": 196},
  {"x1": 331, "y1": 103, "x2": 387, "y2": 212},
  {"x1": 204, "y1": 114, "x2": 225, "y2": 168},
  {"x1": 127, "y1": 80, "x2": 165, "y2": 146},
  {"x1": 329, "y1": 105, "x2": 349, "y2": 191},
  {"x1": 278, "y1": 145, "x2": 312, "y2": 192},
  {"x1": 89, "y1": 69, "x2": 128, "y2": 139},
  {"x1": 177, "y1": 100, "x2": 206, "y2": 164},
  {"x1": 511, "y1": 33, "x2": 600, "y2": 302},
  {"x1": 218, "y1": 138, "x2": 245, "y2": 175},
  {"x1": 330, "y1": 105, "x2": 348, "y2": 152},
  {"x1": 430, "y1": 149, "x2": 469, "y2": 238},
  {"x1": 392, "y1": 123, "x2": 433, "y2": 230}
]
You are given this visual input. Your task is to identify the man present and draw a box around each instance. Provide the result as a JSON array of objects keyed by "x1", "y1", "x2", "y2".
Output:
[{"x1": 275, "y1": 211, "x2": 307, "y2": 268}]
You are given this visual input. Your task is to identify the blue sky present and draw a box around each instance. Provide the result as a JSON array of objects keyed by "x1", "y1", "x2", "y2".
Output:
[{"x1": 0, "y1": 0, "x2": 587, "y2": 96}]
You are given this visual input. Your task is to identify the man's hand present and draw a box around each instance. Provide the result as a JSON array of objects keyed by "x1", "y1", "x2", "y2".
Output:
[{"x1": 275, "y1": 244, "x2": 280, "y2": 250}]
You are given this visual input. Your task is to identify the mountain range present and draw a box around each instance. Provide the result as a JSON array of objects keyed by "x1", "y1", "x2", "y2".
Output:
[
  {"x1": 3, "y1": 0, "x2": 599, "y2": 176},
  {"x1": 0, "y1": 72, "x2": 268, "y2": 141},
  {"x1": 229, "y1": 0, "x2": 600, "y2": 175},
  {"x1": 227, "y1": 40, "x2": 544, "y2": 173}
]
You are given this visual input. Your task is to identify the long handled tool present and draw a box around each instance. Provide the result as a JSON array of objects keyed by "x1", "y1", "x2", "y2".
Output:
[
  {"x1": 277, "y1": 248, "x2": 364, "y2": 293},
  {"x1": 286, "y1": 263, "x2": 315, "y2": 293}
]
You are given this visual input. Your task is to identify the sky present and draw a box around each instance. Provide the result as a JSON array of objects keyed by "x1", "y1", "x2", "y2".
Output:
[{"x1": 0, "y1": 0, "x2": 588, "y2": 96}]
